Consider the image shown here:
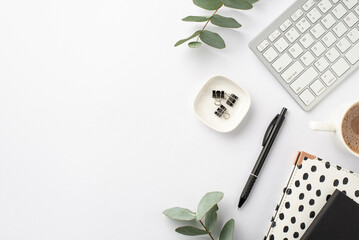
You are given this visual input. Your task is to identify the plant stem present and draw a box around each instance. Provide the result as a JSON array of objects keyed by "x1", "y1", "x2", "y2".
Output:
[
  {"x1": 196, "y1": 1, "x2": 224, "y2": 41},
  {"x1": 199, "y1": 220, "x2": 215, "y2": 240}
]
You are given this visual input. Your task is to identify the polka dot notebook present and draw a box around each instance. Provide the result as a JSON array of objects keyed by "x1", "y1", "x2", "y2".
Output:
[{"x1": 264, "y1": 151, "x2": 359, "y2": 240}]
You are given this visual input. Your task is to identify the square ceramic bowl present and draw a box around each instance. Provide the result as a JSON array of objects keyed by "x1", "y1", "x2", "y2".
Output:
[{"x1": 194, "y1": 76, "x2": 251, "y2": 133}]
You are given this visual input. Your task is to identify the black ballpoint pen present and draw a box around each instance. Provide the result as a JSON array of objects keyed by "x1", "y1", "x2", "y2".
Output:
[{"x1": 238, "y1": 107, "x2": 287, "y2": 209}]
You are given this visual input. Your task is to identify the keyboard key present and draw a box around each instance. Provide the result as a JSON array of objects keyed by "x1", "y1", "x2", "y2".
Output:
[
  {"x1": 296, "y1": 17, "x2": 311, "y2": 33},
  {"x1": 318, "y1": 0, "x2": 333, "y2": 13},
  {"x1": 344, "y1": 12, "x2": 358, "y2": 27},
  {"x1": 300, "y1": 51, "x2": 316, "y2": 66},
  {"x1": 263, "y1": 47, "x2": 278, "y2": 62},
  {"x1": 299, "y1": 33, "x2": 315, "y2": 48},
  {"x1": 355, "y1": 5, "x2": 359, "y2": 15},
  {"x1": 274, "y1": 37, "x2": 289, "y2": 52},
  {"x1": 321, "y1": 13, "x2": 336, "y2": 28},
  {"x1": 288, "y1": 43, "x2": 304, "y2": 58},
  {"x1": 290, "y1": 67, "x2": 318, "y2": 93},
  {"x1": 347, "y1": 28, "x2": 359, "y2": 43},
  {"x1": 272, "y1": 53, "x2": 292, "y2": 73},
  {"x1": 257, "y1": 40, "x2": 269, "y2": 52},
  {"x1": 280, "y1": 19, "x2": 292, "y2": 31},
  {"x1": 321, "y1": 69, "x2": 337, "y2": 86},
  {"x1": 315, "y1": 57, "x2": 330, "y2": 72},
  {"x1": 332, "y1": 4, "x2": 347, "y2": 19},
  {"x1": 310, "y1": 79, "x2": 326, "y2": 95},
  {"x1": 325, "y1": 47, "x2": 340, "y2": 62},
  {"x1": 345, "y1": 41, "x2": 359, "y2": 64},
  {"x1": 269, "y1": 29, "x2": 281, "y2": 41},
  {"x1": 311, "y1": 42, "x2": 326, "y2": 56},
  {"x1": 281, "y1": 61, "x2": 304, "y2": 83},
  {"x1": 299, "y1": 89, "x2": 316, "y2": 105},
  {"x1": 336, "y1": 37, "x2": 351, "y2": 52},
  {"x1": 292, "y1": 9, "x2": 304, "y2": 21},
  {"x1": 285, "y1": 27, "x2": 300, "y2": 42},
  {"x1": 343, "y1": 0, "x2": 358, "y2": 9},
  {"x1": 310, "y1": 23, "x2": 326, "y2": 38},
  {"x1": 303, "y1": 0, "x2": 316, "y2": 11},
  {"x1": 332, "y1": 58, "x2": 350, "y2": 76},
  {"x1": 322, "y1": 32, "x2": 337, "y2": 47},
  {"x1": 333, "y1": 22, "x2": 348, "y2": 37},
  {"x1": 308, "y1": 7, "x2": 322, "y2": 23}
]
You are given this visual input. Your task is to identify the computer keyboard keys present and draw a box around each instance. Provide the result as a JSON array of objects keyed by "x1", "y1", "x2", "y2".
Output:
[
  {"x1": 257, "y1": 40, "x2": 269, "y2": 52},
  {"x1": 299, "y1": 89, "x2": 316, "y2": 105},
  {"x1": 274, "y1": 37, "x2": 289, "y2": 52},
  {"x1": 308, "y1": 8, "x2": 322, "y2": 23},
  {"x1": 264, "y1": 47, "x2": 278, "y2": 62},
  {"x1": 343, "y1": 0, "x2": 358, "y2": 9},
  {"x1": 333, "y1": 22, "x2": 348, "y2": 37},
  {"x1": 347, "y1": 28, "x2": 359, "y2": 43},
  {"x1": 289, "y1": 43, "x2": 304, "y2": 58},
  {"x1": 280, "y1": 19, "x2": 292, "y2": 32},
  {"x1": 318, "y1": 0, "x2": 333, "y2": 13},
  {"x1": 290, "y1": 67, "x2": 318, "y2": 93},
  {"x1": 332, "y1": 4, "x2": 347, "y2": 19},
  {"x1": 311, "y1": 42, "x2": 326, "y2": 56},
  {"x1": 299, "y1": 33, "x2": 315, "y2": 48},
  {"x1": 322, "y1": 32, "x2": 336, "y2": 47},
  {"x1": 273, "y1": 53, "x2": 292, "y2": 73},
  {"x1": 281, "y1": 62, "x2": 304, "y2": 83},
  {"x1": 315, "y1": 57, "x2": 330, "y2": 72},
  {"x1": 336, "y1": 37, "x2": 351, "y2": 52},
  {"x1": 345, "y1": 42, "x2": 359, "y2": 64},
  {"x1": 344, "y1": 12, "x2": 358, "y2": 27},
  {"x1": 300, "y1": 51, "x2": 316, "y2": 66},
  {"x1": 310, "y1": 79, "x2": 326, "y2": 95},
  {"x1": 310, "y1": 23, "x2": 326, "y2": 38},
  {"x1": 321, "y1": 69, "x2": 337, "y2": 86},
  {"x1": 321, "y1": 13, "x2": 336, "y2": 28},
  {"x1": 292, "y1": 9, "x2": 304, "y2": 21},
  {"x1": 269, "y1": 29, "x2": 281, "y2": 41},
  {"x1": 325, "y1": 47, "x2": 340, "y2": 62},
  {"x1": 332, "y1": 58, "x2": 350, "y2": 76},
  {"x1": 303, "y1": 0, "x2": 316, "y2": 11},
  {"x1": 285, "y1": 27, "x2": 300, "y2": 42},
  {"x1": 296, "y1": 18, "x2": 311, "y2": 33}
]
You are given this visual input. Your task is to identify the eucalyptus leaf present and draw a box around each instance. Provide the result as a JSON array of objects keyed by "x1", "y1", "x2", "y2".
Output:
[
  {"x1": 196, "y1": 191, "x2": 224, "y2": 220},
  {"x1": 175, "y1": 226, "x2": 208, "y2": 236},
  {"x1": 199, "y1": 30, "x2": 226, "y2": 49},
  {"x1": 211, "y1": 15, "x2": 241, "y2": 28},
  {"x1": 245, "y1": 0, "x2": 259, "y2": 3},
  {"x1": 163, "y1": 207, "x2": 196, "y2": 221},
  {"x1": 175, "y1": 30, "x2": 201, "y2": 47},
  {"x1": 224, "y1": 0, "x2": 253, "y2": 9},
  {"x1": 188, "y1": 41, "x2": 202, "y2": 48},
  {"x1": 193, "y1": 0, "x2": 223, "y2": 10},
  {"x1": 219, "y1": 219, "x2": 235, "y2": 240},
  {"x1": 182, "y1": 16, "x2": 210, "y2": 22},
  {"x1": 205, "y1": 204, "x2": 218, "y2": 233}
]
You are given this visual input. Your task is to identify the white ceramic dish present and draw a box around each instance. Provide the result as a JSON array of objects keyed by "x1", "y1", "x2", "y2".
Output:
[{"x1": 194, "y1": 76, "x2": 251, "y2": 133}]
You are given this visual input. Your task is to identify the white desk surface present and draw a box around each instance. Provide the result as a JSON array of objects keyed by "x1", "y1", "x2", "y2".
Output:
[{"x1": 1, "y1": 0, "x2": 359, "y2": 239}]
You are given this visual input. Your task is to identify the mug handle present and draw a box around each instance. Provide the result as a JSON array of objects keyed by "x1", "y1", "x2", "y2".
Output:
[{"x1": 309, "y1": 121, "x2": 336, "y2": 132}]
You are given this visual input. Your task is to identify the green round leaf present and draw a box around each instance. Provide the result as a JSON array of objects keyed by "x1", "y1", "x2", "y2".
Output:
[
  {"x1": 211, "y1": 15, "x2": 241, "y2": 28},
  {"x1": 163, "y1": 207, "x2": 196, "y2": 221},
  {"x1": 193, "y1": 0, "x2": 223, "y2": 10},
  {"x1": 175, "y1": 226, "x2": 208, "y2": 236},
  {"x1": 199, "y1": 31, "x2": 226, "y2": 49},
  {"x1": 224, "y1": 0, "x2": 253, "y2": 9},
  {"x1": 219, "y1": 219, "x2": 235, "y2": 240},
  {"x1": 188, "y1": 41, "x2": 202, "y2": 48},
  {"x1": 182, "y1": 16, "x2": 210, "y2": 22},
  {"x1": 205, "y1": 204, "x2": 218, "y2": 233},
  {"x1": 245, "y1": 0, "x2": 259, "y2": 3},
  {"x1": 196, "y1": 191, "x2": 224, "y2": 220},
  {"x1": 175, "y1": 30, "x2": 201, "y2": 47}
]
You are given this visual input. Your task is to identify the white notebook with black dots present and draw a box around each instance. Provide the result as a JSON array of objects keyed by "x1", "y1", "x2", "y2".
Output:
[{"x1": 264, "y1": 151, "x2": 359, "y2": 240}]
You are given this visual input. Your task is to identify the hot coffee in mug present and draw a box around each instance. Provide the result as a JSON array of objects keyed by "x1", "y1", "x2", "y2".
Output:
[{"x1": 342, "y1": 103, "x2": 359, "y2": 154}]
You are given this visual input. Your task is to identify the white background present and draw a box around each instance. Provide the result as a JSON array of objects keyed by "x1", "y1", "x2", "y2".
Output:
[{"x1": 1, "y1": 0, "x2": 359, "y2": 239}]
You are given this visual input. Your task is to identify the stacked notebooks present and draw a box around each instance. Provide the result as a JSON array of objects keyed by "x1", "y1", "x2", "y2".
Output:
[{"x1": 264, "y1": 151, "x2": 359, "y2": 240}]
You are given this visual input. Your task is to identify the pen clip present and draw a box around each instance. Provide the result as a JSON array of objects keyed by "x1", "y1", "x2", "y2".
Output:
[{"x1": 262, "y1": 114, "x2": 279, "y2": 146}]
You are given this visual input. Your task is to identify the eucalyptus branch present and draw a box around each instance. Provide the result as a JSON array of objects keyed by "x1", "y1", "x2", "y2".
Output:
[
  {"x1": 199, "y1": 220, "x2": 215, "y2": 240},
  {"x1": 196, "y1": 2, "x2": 224, "y2": 42}
]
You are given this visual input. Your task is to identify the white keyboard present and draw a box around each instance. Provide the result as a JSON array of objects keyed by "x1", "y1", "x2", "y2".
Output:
[{"x1": 249, "y1": 0, "x2": 359, "y2": 111}]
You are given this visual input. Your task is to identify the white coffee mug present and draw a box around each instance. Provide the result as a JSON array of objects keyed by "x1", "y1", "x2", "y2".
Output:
[{"x1": 309, "y1": 100, "x2": 359, "y2": 158}]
